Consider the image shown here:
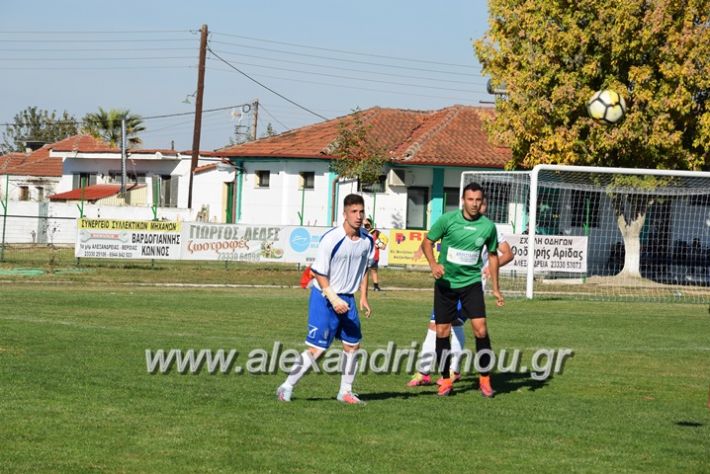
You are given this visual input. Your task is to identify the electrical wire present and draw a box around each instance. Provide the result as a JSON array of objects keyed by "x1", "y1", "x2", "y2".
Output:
[
  {"x1": 207, "y1": 44, "x2": 328, "y2": 121},
  {"x1": 209, "y1": 39, "x2": 482, "y2": 78},
  {"x1": 211, "y1": 31, "x2": 479, "y2": 69},
  {"x1": 208, "y1": 47, "x2": 486, "y2": 86},
  {"x1": 206, "y1": 56, "x2": 482, "y2": 94}
]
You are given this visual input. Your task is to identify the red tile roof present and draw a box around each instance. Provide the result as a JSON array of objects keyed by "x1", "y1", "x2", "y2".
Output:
[
  {"x1": 49, "y1": 183, "x2": 145, "y2": 202},
  {"x1": 0, "y1": 145, "x2": 62, "y2": 177},
  {"x1": 216, "y1": 105, "x2": 511, "y2": 168},
  {"x1": 50, "y1": 134, "x2": 116, "y2": 153},
  {"x1": 194, "y1": 163, "x2": 218, "y2": 174}
]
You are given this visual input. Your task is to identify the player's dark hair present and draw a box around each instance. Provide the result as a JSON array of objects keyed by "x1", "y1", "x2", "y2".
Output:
[
  {"x1": 343, "y1": 193, "x2": 364, "y2": 207},
  {"x1": 462, "y1": 182, "x2": 485, "y2": 198}
]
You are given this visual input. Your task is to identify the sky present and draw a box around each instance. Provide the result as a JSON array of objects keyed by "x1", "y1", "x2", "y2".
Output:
[{"x1": 1, "y1": 0, "x2": 493, "y2": 152}]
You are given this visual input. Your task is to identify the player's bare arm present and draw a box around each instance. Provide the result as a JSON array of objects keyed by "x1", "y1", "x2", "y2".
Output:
[
  {"x1": 421, "y1": 238, "x2": 444, "y2": 279},
  {"x1": 314, "y1": 273, "x2": 350, "y2": 314},
  {"x1": 359, "y1": 269, "x2": 371, "y2": 318},
  {"x1": 498, "y1": 241, "x2": 514, "y2": 267},
  {"x1": 487, "y1": 253, "x2": 505, "y2": 307}
]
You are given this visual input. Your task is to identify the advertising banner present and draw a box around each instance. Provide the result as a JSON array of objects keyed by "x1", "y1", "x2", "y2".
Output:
[
  {"x1": 180, "y1": 223, "x2": 327, "y2": 263},
  {"x1": 75, "y1": 219, "x2": 182, "y2": 259},
  {"x1": 506, "y1": 234, "x2": 588, "y2": 273},
  {"x1": 386, "y1": 229, "x2": 439, "y2": 267}
]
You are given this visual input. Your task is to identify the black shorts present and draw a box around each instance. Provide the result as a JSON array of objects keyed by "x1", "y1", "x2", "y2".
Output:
[{"x1": 434, "y1": 281, "x2": 486, "y2": 324}]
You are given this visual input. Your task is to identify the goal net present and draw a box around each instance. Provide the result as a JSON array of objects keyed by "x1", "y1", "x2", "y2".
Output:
[{"x1": 461, "y1": 165, "x2": 710, "y2": 303}]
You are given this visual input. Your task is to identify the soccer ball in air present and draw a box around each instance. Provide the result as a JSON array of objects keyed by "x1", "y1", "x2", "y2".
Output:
[{"x1": 586, "y1": 89, "x2": 626, "y2": 124}]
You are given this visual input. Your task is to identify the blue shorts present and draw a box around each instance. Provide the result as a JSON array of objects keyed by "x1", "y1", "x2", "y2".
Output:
[{"x1": 306, "y1": 289, "x2": 362, "y2": 349}]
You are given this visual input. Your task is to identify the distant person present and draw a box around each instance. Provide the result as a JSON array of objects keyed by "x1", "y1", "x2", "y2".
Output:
[
  {"x1": 363, "y1": 218, "x2": 387, "y2": 291},
  {"x1": 277, "y1": 194, "x2": 374, "y2": 405}
]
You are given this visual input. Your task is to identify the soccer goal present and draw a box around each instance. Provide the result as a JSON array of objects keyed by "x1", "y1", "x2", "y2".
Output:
[{"x1": 461, "y1": 165, "x2": 710, "y2": 303}]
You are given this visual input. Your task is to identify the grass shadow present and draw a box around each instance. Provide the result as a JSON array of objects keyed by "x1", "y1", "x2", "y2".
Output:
[{"x1": 452, "y1": 371, "x2": 552, "y2": 396}]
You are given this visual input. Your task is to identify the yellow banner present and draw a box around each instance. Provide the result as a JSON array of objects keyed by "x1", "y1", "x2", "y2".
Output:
[
  {"x1": 386, "y1": 229, "x2": 440, "y2": 266},
  {"x1": 78, "y1": 218, "x2": 181, "y2": 232}
]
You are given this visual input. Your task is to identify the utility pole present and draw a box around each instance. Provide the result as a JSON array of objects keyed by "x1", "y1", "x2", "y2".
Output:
[
  {"x1": 187, "y1": 24, "x2": 208, "y2": 209},
  {"x1": 251, "y1": 99, "x2": 259, "y2": 141},
  {"x1": 120, "y1": 118, "x2": 127, "y2": 194}
]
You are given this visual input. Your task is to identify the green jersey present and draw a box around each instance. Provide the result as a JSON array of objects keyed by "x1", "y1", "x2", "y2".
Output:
[{"x1": 426, "y1": 210, "x2": 498, "y2": 289}]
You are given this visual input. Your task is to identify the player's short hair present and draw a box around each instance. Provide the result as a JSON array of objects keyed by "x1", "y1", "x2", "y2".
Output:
[
  {"x1": 343, "y1": 193, "x2": 364, "y2": 208},
  {"x1": 462, "y1": 182, "x2": 485, "y2": 198}
]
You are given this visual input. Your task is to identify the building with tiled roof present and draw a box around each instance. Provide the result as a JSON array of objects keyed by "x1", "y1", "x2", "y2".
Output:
[
  {"x1": 216, "y1": 105, "x2": 511, "y2": 229},
  {"x1": 0, "y1": 143, "x2": 64, "y2": 202}
]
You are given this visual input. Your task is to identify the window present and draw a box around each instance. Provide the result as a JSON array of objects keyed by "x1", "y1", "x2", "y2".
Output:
[
  {"x1": 108, "y1": 171, "x2": 146, "y2": 184},
  {"x1": 72, "y1": 173, "x2": 97, "y2": 189},
  {"x1": 19, "y1": 186, "x2": 29, "y2": 201},
  {"x1": 255, "y1": 170, "x2": 270, "y2": 188},
  {"x1": 443, "y1": 187, "x2": 459, "y2": 213},
  {"x1": 159, "y1": 175, "x2": 178, "y2": 207},
  {"x1": 36, "y1": 186, "x2": 44, "y2": 202},
  {"x1": 570, "y1": 190, "x2": 601, "y2": 228},
  {"x1": 406, "y1": 187, "x2": 428, "y2": 229},
  {"x1": 299, "y1": 171, "x2": 315, "y2": 189},
  {"x1": 360, "y1": 175, "x2": 386, "y2": 193}
]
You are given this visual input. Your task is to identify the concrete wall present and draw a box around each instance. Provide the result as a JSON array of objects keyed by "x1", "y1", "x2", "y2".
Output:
[{"x1": 0, "y1": 201, "x2": 192, "y2": 244}]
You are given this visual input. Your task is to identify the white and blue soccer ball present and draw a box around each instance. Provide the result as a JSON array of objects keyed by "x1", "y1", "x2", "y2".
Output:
[{"x1": 587, "y1": 89, "x2": 627, "y2": 124}]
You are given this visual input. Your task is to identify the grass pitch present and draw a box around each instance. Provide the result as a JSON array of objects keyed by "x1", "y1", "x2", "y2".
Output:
[{"x1": 1, "y1": 284, "x2": 708, "y2": 472}]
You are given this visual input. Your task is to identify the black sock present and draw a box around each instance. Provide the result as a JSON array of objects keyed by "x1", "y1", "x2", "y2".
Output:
[
  {"x1": 475, "y1": 335, "x2": 492, "y2": 376},
  {"x1": 435, "y1": 336, "x2": 451, "y2": 379}
]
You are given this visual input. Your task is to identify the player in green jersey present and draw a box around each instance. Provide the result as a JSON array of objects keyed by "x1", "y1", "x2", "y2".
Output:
[{"x1": 421, "y1": 182, "x2": 504, "y2": 397}]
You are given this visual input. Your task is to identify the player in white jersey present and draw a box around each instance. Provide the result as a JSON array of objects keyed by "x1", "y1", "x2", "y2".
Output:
[
  {"x1": 277, "y1": 194, "x2": 375, "y2": 404},
  {"x1": 407, "y1": 199, "x2": 513, "y2": 388}
]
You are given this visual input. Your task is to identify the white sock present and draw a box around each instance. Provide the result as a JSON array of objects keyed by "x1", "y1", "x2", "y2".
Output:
[
  {"x1": 450, "y1": 325, "x2": 466, "y2": 373},
  {"x1": 418, "y1": 328, "x2": 437, "y2": 375},
  {"x1": 285, "y1": 350, "x2": 317, "y2": 387},
  {"x1": 339, "y1": 350, "x2": 358, "y2": 393}
]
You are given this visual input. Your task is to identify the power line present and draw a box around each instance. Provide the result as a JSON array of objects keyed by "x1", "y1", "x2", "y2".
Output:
[
  {"x1": 0, "y1": 29, "x2": 190, "y2": 34},
  {"x1": 211, "y1": 31, "x2": 479, "y2": 69},
  {"x1": 206, "y1": 56, "x2": 482, "y2": 94},
  {"x1": 0, "y1": 56, "x2": 195, "y2": 61},
  {"x1": 0, "y1": 38, "x2": 195, "y2": 43},
  {"x1": 207, "y1": 44, "x2": 328, "y2": 121},
  {"x1": 0, "y1": 65, "x2": 193, "y2": 71},
  {"x1": 209, "y1": 47, "x2": 486, "y2": 86},
  {"x1": 0, "y1": 103, "x2": 254, "y2": 126},
  {"x1": 210, "y1": 39, "x2": 483, "y2": 78},
  {"x1": 206, "y1": 66, "x2": 484, "y2": 102},
  {"x1": 0, "y1": 47, "x2": 195, "y2": 52},
  {"x1": 258, "y1": 103, "x2": 291, "y2": 131}
]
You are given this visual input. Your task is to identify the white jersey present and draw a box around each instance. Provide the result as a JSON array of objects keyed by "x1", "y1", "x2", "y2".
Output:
[{"x1": 312, "y1": 225, "x2": 375, "y2": 295}]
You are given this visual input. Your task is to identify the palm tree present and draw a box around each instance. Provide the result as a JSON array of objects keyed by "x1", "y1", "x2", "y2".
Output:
[{"x1": 82, "y1": 108, "x2": 145, "y2": 147}]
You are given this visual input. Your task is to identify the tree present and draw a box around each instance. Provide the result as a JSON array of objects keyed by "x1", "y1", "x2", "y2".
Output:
[
  {"x1": 475, "y1": 0, "x2": 709, "y2": 277},
  {"x1": 261, "y1": 123, "x2": 277, "y2": 138},
  {"x1": 82, "y1": 108, "x2": 145, "y2": 147},
  {"x1": 329, "y1": 109, "x2": 387, "y2": 187},
  {"x1": 1, "y1": 106, "x2": 78, "y2": 154}
]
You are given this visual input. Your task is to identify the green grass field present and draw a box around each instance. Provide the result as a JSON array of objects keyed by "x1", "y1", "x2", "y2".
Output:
[{"x1": 1, "y1": 283, "x2": 709, "y2": 473}]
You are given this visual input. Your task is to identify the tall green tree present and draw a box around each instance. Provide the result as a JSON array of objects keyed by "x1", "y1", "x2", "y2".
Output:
[
  {"x1": 82, "y1": 107, "x2": 145, "y2": 147},
  {"x1": 1, "y1": 106, "x2": 78, "y2": 154},
  {"x1": 476, "y1": 0, "x2": 709, "y2": 277},
  {"x1": 329, "y1": 109, "x2": 387, "y2": 187}
]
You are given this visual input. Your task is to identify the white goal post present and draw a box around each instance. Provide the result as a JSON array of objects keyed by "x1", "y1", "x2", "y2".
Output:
[{"x1": 461, "y1": 165, "x2": 710, "y2": 303}]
